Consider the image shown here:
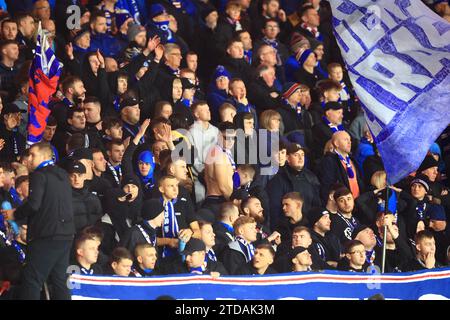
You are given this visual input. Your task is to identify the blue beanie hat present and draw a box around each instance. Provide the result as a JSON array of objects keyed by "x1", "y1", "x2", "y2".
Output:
[
  {"x1": 213, "y1": 65, "x2": 231, "y2": 81},
  {"x1": 138, "y1": 150, "x2": 155, "y2": 165},
  {"x1": 150, "y1": 4, "x2": 167, "y2": 19},
  {"x1": 116, "y1": 10, "x2": 132, "y2": 29},
  {"x1": 296, "y1": 49, "x2": 313, "y2": 66}
]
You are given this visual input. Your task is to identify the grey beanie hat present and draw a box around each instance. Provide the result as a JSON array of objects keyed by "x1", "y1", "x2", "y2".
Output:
[{"x1": 127, "y1": 22, "x2": 145, "y2": 42}]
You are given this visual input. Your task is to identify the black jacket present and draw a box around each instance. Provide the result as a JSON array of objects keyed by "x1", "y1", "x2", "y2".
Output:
[
  {"x1": 247, "y1": 77, "x2": 281, "y2": 115},
  {"x1": 317, "y1": 152, "x2": 365, "y2": 203},
  {"x1": 103, "y1": 187, "x2": 143, "y2": 240},
  {"x1": 329, "y1": 212, "x2": 360, "y2": 247},
  {"x1": 119, "y1": 221, "x2": 158, "y2": 254},
  {"x1": 220, "y1": 240, "x2": 256, "y2": 275},
  {"x1": 266, "y1": 165, "x2": 322, "y2": 229},
  {"x1": 274, "y1": 215, "x2": 308, "y2": 249},
  {"x1": 311, "y1": 120, "x2": 336, "y2": 158},
  {"x1": 246, "y1": 264, "x2": 279, "y2": 275},
  {"x1": 222, "y1": 56, "x2": 255, "y2": 86},
  {"x1": 402, "y1": 257, "x2": 443, "y2": 272},
  {"x1": 276, "y1": 101, "x2": 314, "y2": 149},
  {"x1": 14, "y1": 164, "x2": 75, "y2": 242},
  {"x1": 212, "y1": 221, "x2": 235, "y2": 257},
  {"x1": 71, "y1": 187, "x2": 103, "y2": 233},
  {"x1": 310, "y1": 229, "x2": 342, "y2": 264},
  {"x1": 0, "y1": 123, "x2": 26, "y2": 163}
]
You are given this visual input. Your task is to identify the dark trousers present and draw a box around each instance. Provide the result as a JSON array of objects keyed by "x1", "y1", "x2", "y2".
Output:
[
  {"x1": 202, "y1": 196, "x2": 226, "y2": 222},
  {"x1": 20, "y1": 238, "x2": 73, "y2": 300}
]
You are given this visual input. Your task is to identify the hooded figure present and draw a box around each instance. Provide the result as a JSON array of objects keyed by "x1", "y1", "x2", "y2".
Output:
[
  {"x1": 206, "y1": 65, "x2": 231, "y2": 123},
  {"x1": 135, "y1": 150, "x2": 158, "y2": 198}
]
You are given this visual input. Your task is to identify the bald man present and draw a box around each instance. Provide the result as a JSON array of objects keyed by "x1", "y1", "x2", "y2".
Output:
[{"x1": 317, "y1": 131, "x2": 364, "y2": 202}]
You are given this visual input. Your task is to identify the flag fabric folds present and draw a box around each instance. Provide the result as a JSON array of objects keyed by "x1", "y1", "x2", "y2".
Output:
[
  {"x1": 330, "y1": 0, "x2": 450, "y2": 183},
  {"x1": 27, "y1": 22, "x2": 62, "y2": 145}
]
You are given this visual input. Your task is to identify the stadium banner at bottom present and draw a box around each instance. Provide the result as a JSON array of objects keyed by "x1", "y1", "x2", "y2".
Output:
[{"x1": 70, "y1": 268, "x2": 450, "y2": 300}]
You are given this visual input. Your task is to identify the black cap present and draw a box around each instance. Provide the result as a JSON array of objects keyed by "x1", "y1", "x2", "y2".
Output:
[
  {"x1": 286, "y1": 142, "x2": 304, "y2": 155},
  {"x1": 66, "y1": 160, "x2": 86, "y2": 175},
  {"x1": 230, "y1": 189, "x2": 250, "y2": 201},
  {"x1": 70, "y1": 148, "x2": 93, "y2": 161},
  {"x1": 323, "y1": 101, "x2": 343, "y2": 112},
  {"x1": 289, "y1": 246, "x2": 309, "y2": 261},
  {"x1": 121, "y1": 174, "x2": 140, "y2": 188},
  {"x1": 181, "y1": 77, "x2": 196, "y2": 90},
  {"x1": 307, "y1": 207, "x2": 330, "y2": 227},
  {"x1": 119, "y1": 96, "x2": 139, "y2": 112},
  {"x1": 351, "y1": 224, "x2": 370, "y2": 240},
  {"x1": 181, "y1": 238, "x2": 206, "y2": 255},
  {"x1": 417, "y1": 154, "x2": 439, "y2": 173},
  {"x1": 141, "y1": 199, "x2": 165, "y2": 221},
  {"x1": 1, "y1": 103, "x2": 26, "y2": 115}
]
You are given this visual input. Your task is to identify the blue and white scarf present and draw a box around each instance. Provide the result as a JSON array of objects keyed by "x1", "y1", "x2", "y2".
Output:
[
  {"x1": 236, "y1": 236, "x2": 255, "y2": 262},
  {"x1": 335, "y1": 150, "x2": 355, "y2": 179},
  {"x1": 207, "y1": 249, "x2": 217, "y2": 262},
  {"x1": 35, "y1": 160, "x2": 55, "y2": 170},
  {"x1": 154, "y1": 20, "x2": 174, "y2": 43},
  {"x1": 162, "y1": 198, "x2": 179, "y2": 258},
  {"x1": 322, "y1": 116, "x2": 344, "y2": 133}
]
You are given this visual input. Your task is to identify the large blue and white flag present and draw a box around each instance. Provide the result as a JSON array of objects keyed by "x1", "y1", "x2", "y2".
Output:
[{"x1": 330, "y1": 0, "x2": 450, "y2": 183}]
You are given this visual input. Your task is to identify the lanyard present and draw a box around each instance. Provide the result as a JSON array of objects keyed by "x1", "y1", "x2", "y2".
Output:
[{"x1": 337, "y1": 212, "x2": 357, "y2": 232}]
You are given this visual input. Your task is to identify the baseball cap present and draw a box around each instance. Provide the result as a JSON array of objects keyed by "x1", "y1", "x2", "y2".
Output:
[{"x1": 181, "y1": 238, "x2": 206, "y2": 255}]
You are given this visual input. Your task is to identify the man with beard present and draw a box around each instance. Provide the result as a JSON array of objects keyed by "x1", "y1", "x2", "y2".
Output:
[
  {"x1": 50, "y1": 76, "x2": 86, "y2": 129},
  {"x1": 241, "y1": 196, "x2": 281, "y2": 246}
]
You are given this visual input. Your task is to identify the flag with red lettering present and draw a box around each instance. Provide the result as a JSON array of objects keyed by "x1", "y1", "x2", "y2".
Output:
[{"x1": 27, "y1": 22, "x2": 62, "y2": 145}]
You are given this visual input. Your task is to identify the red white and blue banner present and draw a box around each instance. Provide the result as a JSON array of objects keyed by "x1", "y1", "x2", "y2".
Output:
[
  {"x1": 330, "y1": 0, "x2": 450, "y2": 183},
  {"x1": 70, "y1": 268, "x2": 450, "y2": 300}
]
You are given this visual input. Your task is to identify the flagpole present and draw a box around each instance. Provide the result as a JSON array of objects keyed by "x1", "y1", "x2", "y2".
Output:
[{"x1": 381, "y1": 186, "x2": 388, "y2": 274}]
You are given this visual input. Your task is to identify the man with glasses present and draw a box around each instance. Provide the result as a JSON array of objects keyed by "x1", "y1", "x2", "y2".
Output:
[
  {"x1": 203, "y1": 121, "x2": 237, "y2": 213},
  {"x1": 254, "y1": 19, "x2": 289, "y2": 67},
  {"x1": 340, "y1": 240, "x2": 367, "y2": 272}
]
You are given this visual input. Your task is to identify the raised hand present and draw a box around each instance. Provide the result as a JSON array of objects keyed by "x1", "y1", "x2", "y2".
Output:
[
  {"x1": 154, "y1": 44, "x2": 164, "y2": 61},
  {"x1": 96, "y1": 49, "x2": 105, "y2": 68},
  {"x1": 65, "y1": 42, "x2": 74, "y2": 60}
]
